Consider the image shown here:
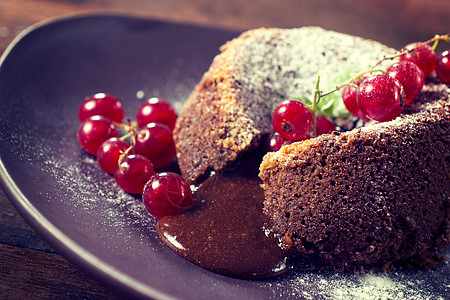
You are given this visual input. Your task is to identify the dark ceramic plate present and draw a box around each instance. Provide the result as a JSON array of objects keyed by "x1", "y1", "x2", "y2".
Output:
[{"x1": 0, "y1": 14, "x2": 448, "y2": 299}]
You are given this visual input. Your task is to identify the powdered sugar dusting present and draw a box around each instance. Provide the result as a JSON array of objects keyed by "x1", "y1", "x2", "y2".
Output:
[
  {"x1": 229, "y1": 27, "x2": 396, "y2": 132},
  {"x1": 6, "y1": 94, "x2": 448, "y2": 298},
  {"x1": 1, "y1": 23, "x2": 449, "y2": 298},
  {"x1": 5, "y1": 117, "x2": 155, "y2": 230},
  {"x1": 271, "y1": 262, "x2": 449, "y2": 299}
]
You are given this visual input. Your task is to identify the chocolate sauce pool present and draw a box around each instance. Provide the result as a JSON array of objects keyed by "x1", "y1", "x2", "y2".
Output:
[{"x1": 155, "y1": 152, "x2": 291, "y2": 279}]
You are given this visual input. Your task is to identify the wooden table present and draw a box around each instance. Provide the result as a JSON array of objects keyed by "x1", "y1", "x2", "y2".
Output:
[{"x1": 1, "y1": 0, "x2": 449, "y2": 298}]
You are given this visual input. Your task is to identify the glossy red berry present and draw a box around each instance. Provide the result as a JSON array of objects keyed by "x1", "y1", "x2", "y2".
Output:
[
  {"x1": 97, "y1": 138, "x2": 130, "y2": 174},
  {"x1": 315, "y1": 114, "x2": 336, "y2": 135},
  {"x1": 272, "y1": 99, "x2": 313, "y2": 141},
  {"x1": 77, "y1": 115, "x2": 118, "y2": 156},
  {"x1": 264, "y1": 132, "x2": 285, "y2": 152},
  {"x1": 357, "y1": 75, "x2": 405, "y2": 122},
  {"x1": 143, "y1": 172, "x2": 193, "y2": 219},
  {"x1": 136, "y1": 98, "x2": 177, "y2": 130},
  {"x1": 114, "y1": 154, "x2": 154, "y2": 194},
  {"x1": 342, "y1": 78, "x2": 367, "y2": 119},
  {"x1": 78, "y1": 93, "x2": 124, "y2": 123},
  {"x1": 386, "y1": 61, "x2": 424, "y2": 104},
  {"x1": 399, "y1": 42, "x2": 436, "y2": 78},
  {"x1": 134, "y1": 123, "x2": 176, "y2": 169},
  {"x1": 435, "y1": 50, "x2": 450, "y2": 84}
]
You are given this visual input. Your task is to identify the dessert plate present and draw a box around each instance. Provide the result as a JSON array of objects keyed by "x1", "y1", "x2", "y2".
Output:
[{"x1": 0, "y1": 14, "x2": 448, "y2": 299}]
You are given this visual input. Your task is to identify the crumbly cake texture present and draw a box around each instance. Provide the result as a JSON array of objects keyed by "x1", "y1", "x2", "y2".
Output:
[
  {"x1": 260, "y1": 77, "x2": 450, "y2": 271},
  {"x1": 174, "y1": 27, "x2": 395, "y2": 183}
]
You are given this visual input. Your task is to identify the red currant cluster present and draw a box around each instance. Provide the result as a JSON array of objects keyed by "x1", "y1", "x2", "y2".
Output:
[
  {"x1": 76, "y1": 93, "x2": 193, "y2": 219},
  {"x1": 269, "y1": 36, "x2": 449, "y2": 150},
  {"x1": 343, "y1": 42, "x2": 450, "y2": 121}
]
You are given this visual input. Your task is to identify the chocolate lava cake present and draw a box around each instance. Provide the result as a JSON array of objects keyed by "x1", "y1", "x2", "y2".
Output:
[
  {"x1": 174, "y1": 27, "x2": 450, "y2": 270},
  {"x1": 174, "y1": 27, "x2": 394, "y2": 183}
]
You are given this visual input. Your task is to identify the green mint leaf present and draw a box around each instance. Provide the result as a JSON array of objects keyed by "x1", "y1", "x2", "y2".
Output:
[
  {"x1": 319, "y1": 65, "x2": 364, "y2": 119},
  {"x1": 291, "y1": 95, "x2": 312, "y2": 106}
]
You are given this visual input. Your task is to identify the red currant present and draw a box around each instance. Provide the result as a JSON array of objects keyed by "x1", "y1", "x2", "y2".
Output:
[
  {"x1": 357, "y1": 75, "x2": 405, "y2": 122},
  {"x1": 264, "y1": 132, "x2": 285, "y2": 152},
  {"x1": 436, "y1": 50, "x2": 450, "y2": 84},
  {"x1": 136, "y1": 98, "x2": 177, "y2": 130},
  {"x1": 342, "y1": 78, "x2": 367, "y2": 119},
  {"x1": 97, "y1": 137, "x2": 130, "y2": 174},
  {"x1": 272, "y1": 100, "x2": 313, "y2": 141},
  {"x1": 143, "y1": 172, "x2": 193, "y2": 219},
  {"x1": 386, "y1": 61, "x2": 424, "y2": 104},
  {"x1": 134, "y1": 123, "x2": 176, "y2": 169},
  {"x1": 78, "y1": 93, "x2": 124, "y2": 123},
  {"x1": 315, "y1": 114, "x2": 336, "y2": 135},
  {"x1": 114, "y1": 154, "x2": 154, "y2": 194},
  {"x1": 399, "y1": 42, "x2": 436, "y2": 78},
  {"x1": 77, "y1": 115, "x2": 118, "y2": 156}
]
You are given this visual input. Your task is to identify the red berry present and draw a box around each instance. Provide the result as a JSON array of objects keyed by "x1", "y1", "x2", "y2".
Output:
[
  {"x1": 264, "y1": 132, "x2": 285, "y2": 152},
  {"x1": 77, "y1": 115, "x2": 118, "y2": 156},
  {"x1": 114, "y1": 154, "x2": 154, "y2": 194},
  {"x1": 272, "y1": 100, "x2": 313, "y2": 141},
  {"x1": 436, "y1": 50, "x2": 450, "y2": 84},
  {"x1": 97, "y1": 138, "x2": 130, "y2": 174},
  {"x1": 136, "y1": 98, "x2": 177, "y2": 130},
  {"x1": 399, "y1": 42, "x2": 436, "y2": 78},
  {"x1": 78, "y1": 93, "x2": 124, "y2": 123},
  {"x1": 357, "y1": 75, "x2": 405, "y2": 122},
  {"x1": 386, "y1": 61, "x2": 424, "y2": 104},
  {"x1": 143, "y1": 172, "x2": 193, "y2": 219},
  {"x1": 315, "y1": 114, "x2": 336, "y2": 135},
  {"x1": 342, "y1": 78, "x2": 367, "y2": 119},
  {"x1": 134, "y1": 123, "x2": 176, "y2": 169}
]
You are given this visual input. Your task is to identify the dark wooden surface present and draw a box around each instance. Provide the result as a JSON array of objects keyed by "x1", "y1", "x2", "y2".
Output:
[{"x1": 1, "y1": 0, "x2": 449, "y2": 298}]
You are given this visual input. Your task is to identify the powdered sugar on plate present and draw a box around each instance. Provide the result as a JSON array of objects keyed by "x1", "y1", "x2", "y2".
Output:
[
  {"x1": 5, "y1": 88, "x2": 448, "y2": 299},
  {"x1": 276, "y1": 263, "x2": 450, "y2": 299}
]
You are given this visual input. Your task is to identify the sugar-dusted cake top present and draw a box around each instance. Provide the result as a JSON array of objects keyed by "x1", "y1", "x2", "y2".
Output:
[{"x1": 174, "y1": 27, "x2": 395, "y2": 182}]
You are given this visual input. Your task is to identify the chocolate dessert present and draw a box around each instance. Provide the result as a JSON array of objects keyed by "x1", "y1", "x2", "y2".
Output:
[
  {"x1": 172, "y1": 27, "x2": 449, "y2": 272},
  {"x1": 260, "y1": 76, "x2": 449, "y2": 271},
  {"x1": 174, "y1": 27, "x2": 394, "y2": 183}
]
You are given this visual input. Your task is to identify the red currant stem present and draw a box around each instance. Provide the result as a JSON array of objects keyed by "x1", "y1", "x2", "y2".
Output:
[
  {"x1": 130, "y1": 132, "x2": 136, "y2": 148},
  {"x1": 422, "y1": 33, "x2": 449, "y2": 44},
  {"x1": 431, "y1": 39, "x2": 439, "y2": 51},
  {"x1": 117, "y1": 144, "x2": 135, "y2": 173},
  {"x1": 117, "y1": 152, "x2": 127, "y2": 173},
  {"x1": 312, "y1": 76, "x2": 321, "y2": 138},
  {"x1": 120, "y1": 131, "x2": 134, "y2": 141},
  {"x1": 372, "y1": 69, "x2": 386, "y2": 74},
  {"x1": 341, "y1": 83, "x2": 359, "y2": 90},
  {"x1": 429, "y1": 33, "x2": 449, "y2": 51},
  {"x1": 113, "y1": 122, "x2": 130, "y2": 131},
  {"x1": 117, "y1": 119, "x2": 139, "y2": 173},
  {"x1": 431, "y1": 40, "x2": 439, "y2": 51}
]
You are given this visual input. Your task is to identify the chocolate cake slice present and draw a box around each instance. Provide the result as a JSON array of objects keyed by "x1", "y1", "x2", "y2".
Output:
[
  {"x1": 174, "y1": 27, "x2": 394, "y2": 183},
  {"x1": 260, "y1": 77, "x2": 450, "y2": 271}
]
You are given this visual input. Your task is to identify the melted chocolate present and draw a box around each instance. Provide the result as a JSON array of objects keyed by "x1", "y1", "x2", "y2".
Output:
[{"x1": 156, "y1": 151, "x2": 290, "y2": 279}]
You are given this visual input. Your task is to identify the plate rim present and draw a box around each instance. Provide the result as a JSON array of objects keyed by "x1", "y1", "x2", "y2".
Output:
[{"x1": 0, "y1": 13, "x2": 191, "y2": 300}]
